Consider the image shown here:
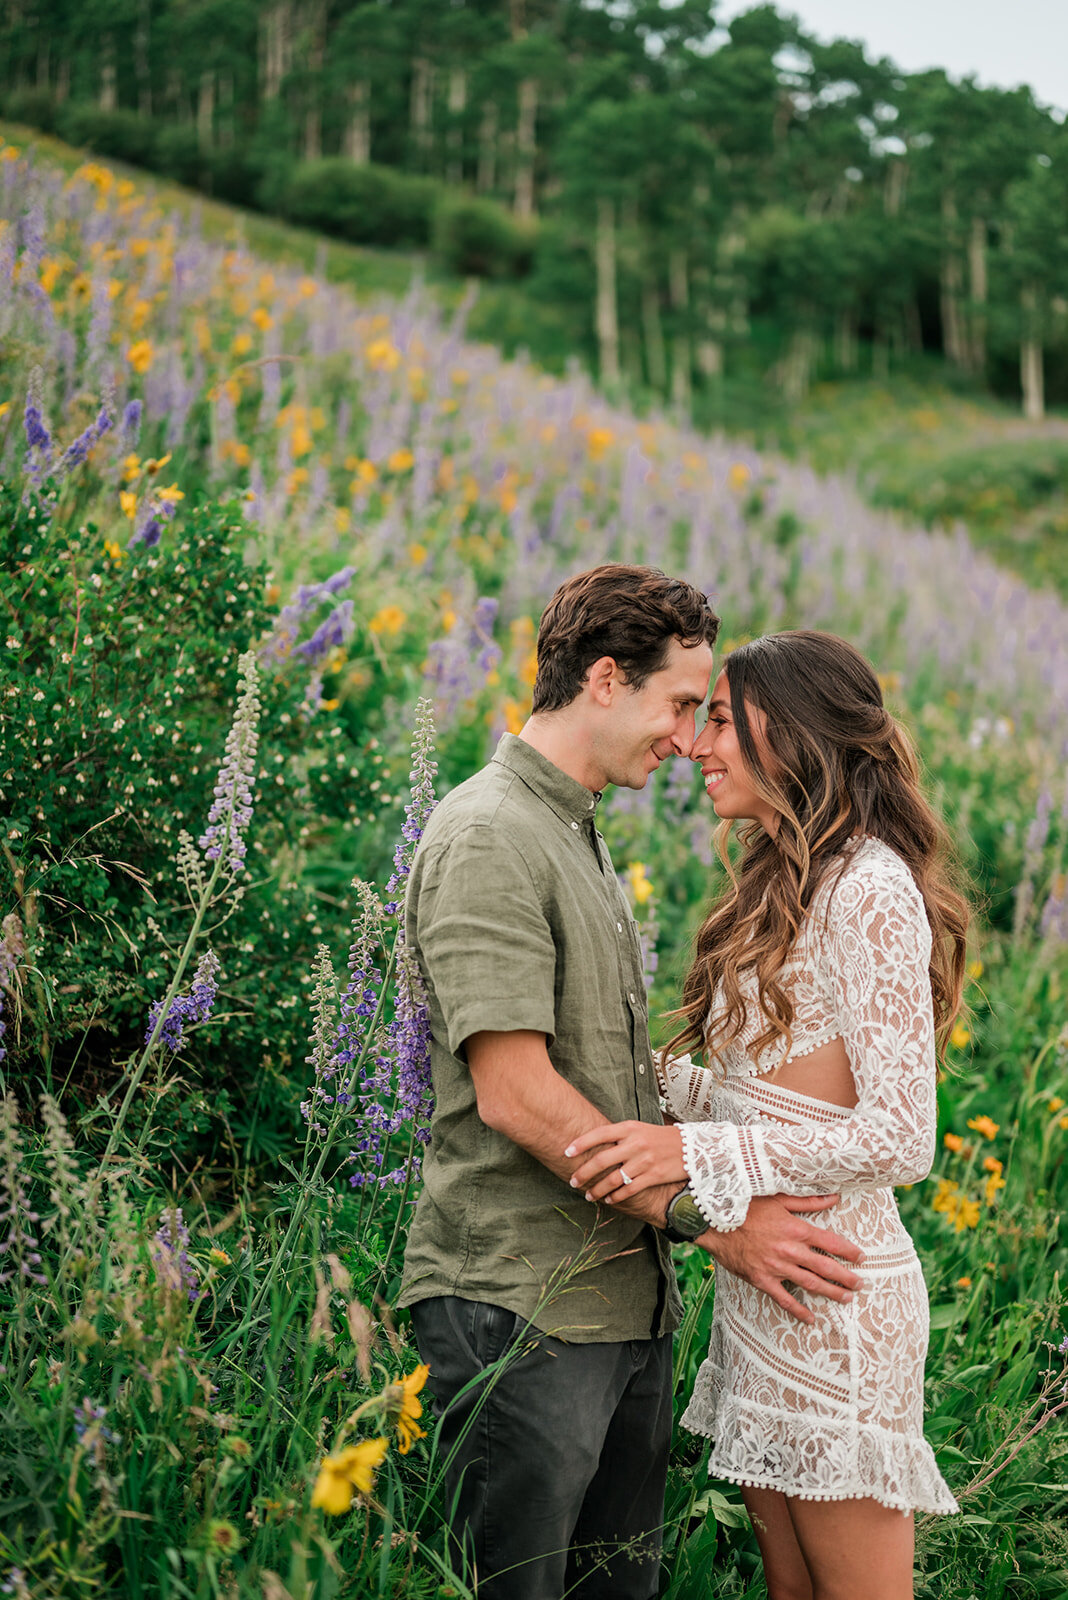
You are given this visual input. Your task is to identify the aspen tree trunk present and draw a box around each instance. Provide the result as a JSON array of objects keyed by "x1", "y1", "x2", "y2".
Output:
[
  {"x1": 344, "y1": 81, "x2": 371, "y2": 163},
  {"x1": 217, "y1": 73, "x2": 234, "y2": 147},
  {"x1": 410, "y1": 56, "x2": 433, "y2": 169},
  {"x1": 514, "y1": 78, "x2": 538, "y2": 217},
  {"x1": 135, "y1": 0, "x2": 151, "y2": 114},
  {"x1": 596, "y1": 195, "x2": 620, "y2": 387},
  {"x1": 834, "y1": 308, "x2": 857, "y2": 373},
  {"x1": 940, "y1": 190, "x2": 966, "y2": 368},
  {"x1": 969, "y1": 214, "x2": 988, "y2": 374},
  {"x1": 261, "y1": 4, "x2": 291, "y2": 103},
  {"x1": 619, "y1": 194, "x2": 642, "y2": 385},
  {"x1": 197, "y1": 70, "x2": 215, "y2": 149},
  {"x1": 303, "y1": 0, "x2": 325, "y2": 159},
  {"x1": 446, "y1": 68, "x2": 467, "y2": 185},
  {"x1": 669, "y1": 246, "x2": 691, "y2": 412},
  {"x1": 99, "y1": 37, "x2": 116, "y2": 111},
  {"x1": 641, "y1": 266, "x2": 667, "y2": 394},
  {"x1": 477, "y1": 101, "x2": 498, "y2": 193},
  {"x1": 36, "y1": 37, "x2": 49, "y2": 92},
  {"x1": 56, "y1": 56, "x2": 70, "y2": 103},
  {"x1": 1020, "y1": 286, "x2": 1045, "y2": 419}
]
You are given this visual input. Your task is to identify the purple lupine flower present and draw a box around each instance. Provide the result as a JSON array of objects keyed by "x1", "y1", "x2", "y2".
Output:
[
  {"x1": 199, "y1": 651, "x2": 260, "y2": 873},
  {"x1": 22, "y1": 372, "x2": 53, "y2": 485},
  {"x1": 423, "y1": 596, "x2": 502, "y2": 719},
  {"x1": 294, "y1": 599, "x2": 354, "y2": 667},
  {"x1": 385, "y1": 696, "x2": 438, "y2": 908},
  {"x1": 151, "y1": 1206, "x2": 200, "y2": 1303},
  {"x1": 1059, "y1": 1333, "x2": 1068, "y2": 1357},
  {"x1": 0, "y1": 1088, "x2": 46, "y2": 1288},
  {"x1": 130, "y1": 515, "x2": 163, "y2": 549},
  {"x1": 261, "y1": 566, "x2": 356, "y2": 661},
  {"x1": 120, "y1": 398, "x2": 143, "y2": 450},
  {"x1": 145, "y1": 949, "x2": 220, "y2": 1053},
  {"x1": 74, "y1": 1398, "x2": 117, "y2": 1444},
  {"x1": 55, "y1": 402, "x2": 113, "y2": 477}
]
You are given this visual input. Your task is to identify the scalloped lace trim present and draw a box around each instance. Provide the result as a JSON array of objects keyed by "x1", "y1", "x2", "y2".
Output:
[{"x1": 682, "y1": 1392, "x2": 959, "y2": 1516}]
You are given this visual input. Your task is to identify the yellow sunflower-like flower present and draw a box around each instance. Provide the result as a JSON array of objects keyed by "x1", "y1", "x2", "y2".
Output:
[
  {"x1": 311, "y1": 1437, "x2": 389, "y2": 1515},
  {"x1": 382, "y1": 1363, "x2": 429, "y2": 1455},
  {"x1": 967, "y1": 1116, "x2": 999, "y2": 1141}
]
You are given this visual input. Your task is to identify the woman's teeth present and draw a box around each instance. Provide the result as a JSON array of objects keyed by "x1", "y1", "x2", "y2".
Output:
[{"x1": 705, "y1": 770, "x2": 726, "y2": 791}]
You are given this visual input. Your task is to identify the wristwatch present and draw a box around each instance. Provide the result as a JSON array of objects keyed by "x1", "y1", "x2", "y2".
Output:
[{"x1": 664, "y1": 1187, "x2": 707, "y2": 1244}]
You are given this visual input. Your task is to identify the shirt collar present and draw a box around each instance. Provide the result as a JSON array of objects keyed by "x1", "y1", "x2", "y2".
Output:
[{"x1": 491, "y1": 733, "x2": 601, "y2": 828}]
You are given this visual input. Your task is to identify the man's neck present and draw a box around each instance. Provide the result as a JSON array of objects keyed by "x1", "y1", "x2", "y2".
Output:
[{"x1": 518, "y1": 715, "x2": 605, "y2": 794}]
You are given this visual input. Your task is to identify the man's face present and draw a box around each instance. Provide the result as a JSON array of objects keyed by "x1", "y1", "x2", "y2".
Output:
[{"x1": 601, "y1": 637, "x2": 715, "y2": 791}]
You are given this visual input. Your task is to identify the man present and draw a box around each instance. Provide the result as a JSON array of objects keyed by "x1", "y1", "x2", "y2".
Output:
[{"x1": 399, "y1": 564, "x2": 862, "y2": 1598}]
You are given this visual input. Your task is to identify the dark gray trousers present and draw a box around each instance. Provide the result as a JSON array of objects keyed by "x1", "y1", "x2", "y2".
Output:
[{"x1": 410, "y1": 1295, "x2": 673, "y2": 1600}]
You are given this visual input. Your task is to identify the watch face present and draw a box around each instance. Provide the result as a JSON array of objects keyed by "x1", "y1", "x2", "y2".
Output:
[{"x1": 668, "y1": 1192, "x2": 705, "y2": 1240}]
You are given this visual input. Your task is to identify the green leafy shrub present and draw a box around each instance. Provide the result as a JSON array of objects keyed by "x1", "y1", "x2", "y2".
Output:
[
  {"x1": 0, "y1": 481, "x2": 396, "y2": 1170},
  {"x1": 432, "y1": 193, "x2": 538, "y2": 280},
  {"x1": 275, "y1": 158, "x2": 440, "y2": 250},
  {"x1": 152, "y1": 123, "x2": 204, "y2": 189},
  {"x1": 54, "y1": 103, "x2": 157, "y2": 168},
  {"x1": 0, "y1": 86, "x2": 57, "y2": 132}
]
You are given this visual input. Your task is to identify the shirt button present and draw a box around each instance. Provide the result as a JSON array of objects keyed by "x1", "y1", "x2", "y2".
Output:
[
  {"x1": 570, "y1": 821, "x2": 579, "y2": 830},
  {"x1": 617, "y1": 921, "x2": 623, "y2": 932},
  {"x1": 638, "y1": 1064, "x2": 646, "y2": 1075},
  {"x1": 628, "y1": 992, "x2": 636, "y2": 1004}
]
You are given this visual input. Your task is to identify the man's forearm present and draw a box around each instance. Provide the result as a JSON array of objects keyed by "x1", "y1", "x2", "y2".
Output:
[{"x1": 467, "y1": 1029, "x2": 678, "y2": 1228}]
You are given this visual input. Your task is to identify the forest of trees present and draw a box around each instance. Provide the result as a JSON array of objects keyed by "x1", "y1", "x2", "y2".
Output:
[{"x1": 3, "y1": 0, "x2": 1067, "y2": 414}]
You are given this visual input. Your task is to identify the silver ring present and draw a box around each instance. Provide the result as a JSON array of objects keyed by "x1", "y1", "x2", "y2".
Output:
[{"x1": 619, "y1": 1166, "x2": 633, "y2": 1186}]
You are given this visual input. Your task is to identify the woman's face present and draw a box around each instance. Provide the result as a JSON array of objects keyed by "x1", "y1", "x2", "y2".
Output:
[{"x1": 690, "y1": 670, "x2": 781, "y2": 834}]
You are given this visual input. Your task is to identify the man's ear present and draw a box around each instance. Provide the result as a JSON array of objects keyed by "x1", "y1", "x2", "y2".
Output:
[{"x1": 585, "y1": 655, "x2": 619, "y2": 706}]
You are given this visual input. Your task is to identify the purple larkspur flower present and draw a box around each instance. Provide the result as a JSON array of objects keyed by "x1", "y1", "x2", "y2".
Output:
[
  {"x1": 199, "y1": 651, "x2": 260, "y2": 873},
  {"x1": 385, "y1": 696, "x2": 438, "y2": 908},
  {"x1": 261, "y1": 565, "x2": 356, "y2": 662},
  {"x1": 22, "y1": 372, "x2": 53, "y2": 485},
  {"x1": 295, "y1": 598, "x2": 355, "y2": 667},
  {"x1": 74, "y1": 1398, "x2": 117, "y2": 1444},
  {"x1": 146, "y1": 949, "x2": 219, "y2": 1053},
  {"x1": 151, "y1": 1207, "x2": 200, "y2": 1303},
  {"x1": 1059, "y1": 1334, "x2": 1068, "y2": 1357}
]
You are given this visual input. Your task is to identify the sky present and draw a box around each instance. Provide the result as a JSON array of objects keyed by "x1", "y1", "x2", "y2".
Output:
[{"x1": 714, "y1": 0, "x2": 1068, "y2": 116}]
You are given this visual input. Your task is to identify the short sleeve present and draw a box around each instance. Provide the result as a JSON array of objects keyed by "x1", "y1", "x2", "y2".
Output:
[{"x1": 410, "y1": 827, "x2": 558, "y2": 1057}]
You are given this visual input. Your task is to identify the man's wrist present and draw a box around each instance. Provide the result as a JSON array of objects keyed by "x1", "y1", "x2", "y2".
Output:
[{"x1": 663, "y1": 1185, "x2": 707, "y2": 1244}]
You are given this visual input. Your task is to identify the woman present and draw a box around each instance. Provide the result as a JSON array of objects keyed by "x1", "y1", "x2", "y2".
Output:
[{"x1": 566, "y1": 631, "x2": 968, "y2": 1600}]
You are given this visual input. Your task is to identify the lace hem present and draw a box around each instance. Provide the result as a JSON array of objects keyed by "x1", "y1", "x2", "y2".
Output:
[{"x1": 681, "y1": 1390, "x2": 959, "y2": 1516}]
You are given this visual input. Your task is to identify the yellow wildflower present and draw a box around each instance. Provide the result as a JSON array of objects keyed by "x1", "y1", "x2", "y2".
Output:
[
  {"x1": 366, "y1": 337, "x2": 401, "y2": 373},
  {"x1": 120, "y1": 490, "x2": 138, "y2": 521},
  {"x1": 144, "y1": 454, "x2": 172, "y2": 476},
  {"x1": 122, "y1": 453, "x2": 141, "y2": 483},
  {"x1": 1060, "y1": 1116, "x2": 1068, "y2": 1132},
  {"x1": 0, "y1": 145, "x2": 20, "y2": 162},
  {"x1": 503, "y1": 698, "x2": 529, "y2": 735},
  {"x1": 297, "y1": 276, "x2": 318, "y2": 298},
  {"x1": 387, "y1": 448, "x2": 414, "y2": 474},
  {"x1": 320, "y1": 698, "x2": 340, "y2": 712},
  {"x1": 728, "y1": 462, "x2": 751, "y2": 491},
  {"x1": 950, "y1": 1023, "x2": 971, "y2": 1050},
  {"x1": 409, "y1": 542, "x2": 428, "y2": 565},
  {"x1": 252, "y1": 306, "x2": 273, "y2": 331},
  {"x1": 437, "y1": 457, "x2": 455, "y2": 493},
  {"x1": 943, "y1": 1132, "x2": 964, "y2": 1152},
  {"x1": 954, "y1": 1197, "x2": 981, "y2": 1231},
  {"x1": 230, "y1": 332, "x2": 253, "y2": 358},
  {"x1": 291, "y1": 422, "x2": 313, "y2": 459},
  {"x1": 967, "y1": 1116, "x2": 999, "y2": 1141},
  {"x1": 369, "y1": 605, "x2": 407, "y2": 637},
  {"x1": 931, "y1": 1178, "x2": 958, "y2": 1216},
  {"x1": 967, "y1": 960, "x2": 983, "y2": 981},
  {"x1": 956, "y1": 1276, "x2": 972, "y2": 1289},
  {"x1": 334, "y1": 507, "x2": 351, "y2": 534},
  {"x1": 519, "y1": 649, "x2": 539, "y2": 689},
  {"x1": 0, "y1": 401, "x2": 10, "y2": 419},
  {"x1": 126, "y1": 338, "x2": 154, "y2": 374},
  {"x1": 285, "y1": 467, "x2": 309, "y2": 496},
  {"x1": 103, "y1": 539, "x2": 126, "y2": 563},
  {"x1": 626, "y1": 862, "x2": 654, "y2": 906},
  {"x1": 1047, "y1": 1097, "x2": 1064, "y2": 1113},
  {"x1": 209, "y1": 1247, "x2": 232, "y2": 1265},
  {"x1": 983, "y1": 1166, "x2": 1006, "y2": 1206},
  {"x1": 382, "y1": 1363, "x2": 429, "y2": 1455},
  {"x1": 586, "y1": 426, "x2": 615, "y2": 462},
  {"x1": 311, "y1": 1437, "x2": 389, "y2": 1514},
  {"x1": 451, "y1": 367, "x2": 470, "y2": 386}
]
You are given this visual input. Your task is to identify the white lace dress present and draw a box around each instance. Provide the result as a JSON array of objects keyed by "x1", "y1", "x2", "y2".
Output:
[{"x1": 661, "y1": 837, "x2": 958, "y2": 1515}]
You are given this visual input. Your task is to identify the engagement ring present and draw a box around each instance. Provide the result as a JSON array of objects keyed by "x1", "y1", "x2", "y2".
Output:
[{"x1": 619, "y1": 1166, "x2": 633, "y2": 1185}]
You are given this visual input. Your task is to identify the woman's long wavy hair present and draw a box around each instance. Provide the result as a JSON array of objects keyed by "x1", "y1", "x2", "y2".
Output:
[{"x1": 670, "y1": 631, "x2": 970, "y2": 1067}]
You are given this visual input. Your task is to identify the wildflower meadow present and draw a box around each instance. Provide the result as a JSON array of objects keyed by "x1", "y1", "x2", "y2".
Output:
[{"x1": 2, "y1": 136, "x2": 1068, "y2": 1597}]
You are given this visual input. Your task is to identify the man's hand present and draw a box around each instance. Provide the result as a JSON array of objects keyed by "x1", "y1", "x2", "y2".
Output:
[{"x1": 701, "y1": 1194, "x2": 863, "y2": 1326}]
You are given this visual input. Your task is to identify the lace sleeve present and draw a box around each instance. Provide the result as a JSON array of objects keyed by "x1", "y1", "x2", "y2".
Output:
[
  {"x1": 656, "y1": 1052, "x2": 721, "y2": 1120},
  {"x1": 681, "y1": 852, "x2": 938, "y2": 1232}
]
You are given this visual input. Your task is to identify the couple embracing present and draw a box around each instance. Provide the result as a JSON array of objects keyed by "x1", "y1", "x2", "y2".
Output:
[{"x1": 398, "y1": 564, "x2": 968, "y2": 1600}]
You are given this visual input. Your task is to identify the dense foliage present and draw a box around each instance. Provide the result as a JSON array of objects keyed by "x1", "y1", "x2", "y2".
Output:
[
  {"x1": 2, "y1": 1, "x2": 1068, "y2": 417},
  {"x1": 1, "y1": 138, "x2": 1067, "y2": 1596}
]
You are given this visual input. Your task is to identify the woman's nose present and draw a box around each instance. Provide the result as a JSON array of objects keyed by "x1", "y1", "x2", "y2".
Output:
[{"x1": 690, "y1": 722, "x2": 712, "y2": 760}]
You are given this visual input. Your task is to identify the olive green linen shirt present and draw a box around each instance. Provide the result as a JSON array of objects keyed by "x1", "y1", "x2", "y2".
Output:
[{"x1": 398, "y1": 733, "x2": 683, "y2": 1343}]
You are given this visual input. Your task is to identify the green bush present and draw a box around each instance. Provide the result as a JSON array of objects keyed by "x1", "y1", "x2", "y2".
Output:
[
  {"x1": 275, "y1": 157, "x2": 440, "y2": 250},
  {"x1": 54, "y1": 102, "x2": 157, "y2": 168},
  {"x1": 431, "y1": 192, "x2": 538, "y2": 279},
  {"x1": 0, "y1": 86, "x2": 57, "y2": 132},
  {"x1": 153, "y1": 122, "x2": 203, "y2": 189},
  {"x1": 0, "y1": 482, "x2": 395, "y2": 1170}
]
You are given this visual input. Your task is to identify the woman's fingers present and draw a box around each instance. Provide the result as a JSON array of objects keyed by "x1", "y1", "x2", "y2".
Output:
[{"x1": 565, "y1": 1121, "x2": 636, "y2": 1159}]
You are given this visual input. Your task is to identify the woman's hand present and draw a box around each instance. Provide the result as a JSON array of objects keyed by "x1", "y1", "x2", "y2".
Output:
[{"x1": 564, "y1": 1121, "x2": 686, "y2": 1203}]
